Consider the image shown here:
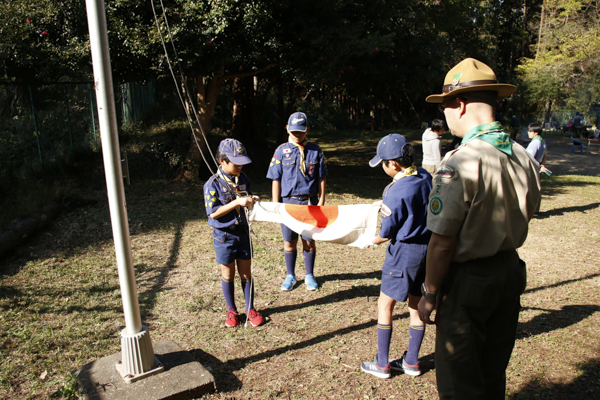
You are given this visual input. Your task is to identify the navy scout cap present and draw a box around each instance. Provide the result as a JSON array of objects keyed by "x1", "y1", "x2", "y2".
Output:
[
  {"x1": 287, "y1": 112, "x2": 309, "y2": 132},
  {"x1": 218, "y1": 138, "x2": 252, "y2": 165},
  {"x1": 369, "y1": 133, "x2": 409, "y2": 167}
]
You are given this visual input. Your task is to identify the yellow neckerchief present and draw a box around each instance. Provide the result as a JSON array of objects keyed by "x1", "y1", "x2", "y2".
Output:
[
  {"x1": 288, "y1": 137, "x2": 309, "y2": 176},
  {"x1": 393, "y1": 165, "x2": 418, "y2": 181},
  {"x1": 217, "y1": 166, "x2": 239, "y2": 193},
  {"x1": 217, "y1": 166, "x2": 242, "y2": 214}
]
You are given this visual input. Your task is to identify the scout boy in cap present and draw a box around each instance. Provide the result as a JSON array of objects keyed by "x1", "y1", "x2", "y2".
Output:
[
  {"x1": 204, "y1": 138, "x2": 263, "y2": 328},
  {"x1": 417, "y1": 58, "x2": 540, "y2": 398},
  {"x1": 266, "y1": 112, "x2": 328, "y2": 291},
  {"x1": 360, "y1": 134, "x2": 432, "y2": 379}
]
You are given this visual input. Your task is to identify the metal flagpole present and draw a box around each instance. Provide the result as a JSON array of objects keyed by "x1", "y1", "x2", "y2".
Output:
[{"x1": 84, "y1": 0, "x2": 163, "y2": 383}]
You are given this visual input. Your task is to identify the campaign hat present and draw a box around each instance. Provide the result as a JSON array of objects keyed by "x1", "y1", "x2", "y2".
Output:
[
  {"x1": 218, "y1": 138, "x2": 252, "y2": 165},
  {"x1": 426, "y1": 58, "x2": 516, "y2": 103},
  {"x1": 369, "y1": 133, "x2": 409, "y2": 167}
]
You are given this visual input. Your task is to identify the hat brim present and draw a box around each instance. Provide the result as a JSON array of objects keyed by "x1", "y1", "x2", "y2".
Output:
[
  {"x1": 229, "y1": 154, "x2": 252, "y2": 165},
  {"x1": 369, "y1": 155, "x2": 382, "y2": 168},
  {"x1": 287, "y1": 126, "x2": 308, "y2": 133},
  {"x1": 426, "y1": 84, "x2": 517, "y2": 103}
]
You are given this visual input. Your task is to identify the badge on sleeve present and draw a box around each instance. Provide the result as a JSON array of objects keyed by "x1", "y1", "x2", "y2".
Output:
[
  {"x1": 381, "y1": 204, "x2": 392, "y2": 217},
  {"x1": 434, "y1": 165, "x2": 455, "y2": 184},
  {"x1": 430, "y1": 197, "x2": 443, "y2": 215}
]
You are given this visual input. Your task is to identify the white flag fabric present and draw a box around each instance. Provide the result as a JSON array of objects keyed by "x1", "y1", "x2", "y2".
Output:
[{"x1": 247, "y1": 202, "x2": 379, "y2": 248}]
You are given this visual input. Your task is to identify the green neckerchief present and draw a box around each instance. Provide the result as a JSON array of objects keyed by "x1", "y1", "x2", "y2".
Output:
[
  {"x1": 288, "y1": 138, "x2": 309, "y2": 176},
  {"x1": 393, "y1": 165, "x2": 418, "y2": 181},
  {"x1": 533, "y1": 135, "x2": 544, "y2": 144},
  {"x1": 461, "y1": 121, "x2": 512, "y2": 156}
]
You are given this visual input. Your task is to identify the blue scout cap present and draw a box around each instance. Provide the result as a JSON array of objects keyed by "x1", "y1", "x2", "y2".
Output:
[
  {"x1": 287, "y1": 112, "x2": 309, "y2": 132},
  {"x1": 369, "y1": 133, "x2": 409, "y2": 167},
  {"x1": 218, "y1": 138, "x2": 252, "y2": 165}
]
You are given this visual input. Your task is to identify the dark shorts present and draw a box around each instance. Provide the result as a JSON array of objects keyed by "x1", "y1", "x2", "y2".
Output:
[
  {"x1": 281, "y1": 195, "x2": 318, "y2": 242},
  {"x1": 380, "y1": 241, "x2": 427, "y2": 302},
  {"x1": 212, "y1": 226, "x2": 251, "y2": 265}
]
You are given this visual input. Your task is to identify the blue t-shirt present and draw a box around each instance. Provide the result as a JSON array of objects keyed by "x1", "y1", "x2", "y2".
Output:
[
  {"x1": 266, "y1": 142, "x2": 328, "y2": 198},
  {"x1": 204, "y1": 168, "x2": 252, "y2": 229},
  {"x1": 526, "y1": 136, "x2": 547, "y2": 164},
  {"x1": 379, "y1": 167, "x2": 432, "y2": 244}
]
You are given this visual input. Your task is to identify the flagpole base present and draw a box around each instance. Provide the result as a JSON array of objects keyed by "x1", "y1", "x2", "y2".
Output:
[{"x1": 115, "y1": 325, "x2": 164, "y2": 383}]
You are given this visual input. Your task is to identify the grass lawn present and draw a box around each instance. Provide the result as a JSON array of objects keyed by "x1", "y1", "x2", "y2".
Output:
[{"x1": 1, "y1": 129, "x2": 599, "y2": 399}]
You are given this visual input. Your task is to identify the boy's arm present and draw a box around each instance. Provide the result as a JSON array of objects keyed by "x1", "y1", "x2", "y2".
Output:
[
  {"x1": 272, "y1": 180, "x2": 281, "y2": 203},
  {"x1": 209, "y1": 197, "x2": 254, "y2": 220},
  {"x1": 372, "y1": 235, "x2": 390, "y2": 245},
  {"x1": 317, "y1": 177, "x2": 326, "y2": 206}
]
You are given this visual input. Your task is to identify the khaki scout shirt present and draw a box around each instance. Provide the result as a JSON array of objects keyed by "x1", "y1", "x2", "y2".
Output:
[{"x1": 427, "y1": 138, "x2": 541, "y2": 263}]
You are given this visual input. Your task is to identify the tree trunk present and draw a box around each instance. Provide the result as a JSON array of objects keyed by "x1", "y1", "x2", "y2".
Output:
[
  {"x1": 231, "y1": 75, "x2": 256, "y2": 142},
  {"x1": 177, "y1": 74, "x2": 224, "y2": 181}
]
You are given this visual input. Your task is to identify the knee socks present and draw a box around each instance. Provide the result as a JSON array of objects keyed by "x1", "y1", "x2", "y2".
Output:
[
  {"x1": 221, "y1": 277, "x2": 236, "y2": 310},
  {"x1": 240, "y1": 277, "x2": 254, "y2": 312},
  {"x1": 284, "y1": 250, "x2": 297, "y2": 276},
  {"x1": 303, "y1": 249, "x2": 316, "y2": 276},
  {"x1": 405, "y1": 324, "x2": 426, "y2": 365},
  {"x1": 377, "y1": 323, "x2": 393, "y2": 367}
]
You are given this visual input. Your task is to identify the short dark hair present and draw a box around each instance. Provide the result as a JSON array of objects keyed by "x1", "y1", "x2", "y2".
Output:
[
  {"x1": 431, "y1": 119, "x2": 446, "y2": 132},
  {"x1": 216, "y1": 151, "x2": 230, "y2": 163},
  {"x1": 384, "y1": 144, "x2": 415, "y2": 168},
  {"x1": 528, "y1": 122, "x2": 542, "y2": 135}
]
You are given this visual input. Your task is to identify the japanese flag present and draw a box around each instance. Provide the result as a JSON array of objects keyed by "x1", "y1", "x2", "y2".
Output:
[{"x1": 247, "y1": 202, "x2": 379, "y2": 248}]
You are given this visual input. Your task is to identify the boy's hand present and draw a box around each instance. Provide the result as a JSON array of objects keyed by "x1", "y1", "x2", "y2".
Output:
[{"x1": 237, "y1": 197, "x2": 254, "y2": 207}]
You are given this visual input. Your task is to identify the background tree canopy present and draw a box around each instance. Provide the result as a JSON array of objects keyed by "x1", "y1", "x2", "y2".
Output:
[{"x1": 1, "y1": 0, "x2": 599, "y2": 176}]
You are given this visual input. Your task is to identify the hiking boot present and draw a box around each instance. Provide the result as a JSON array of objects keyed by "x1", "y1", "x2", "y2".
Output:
[
  {"x1": 305, "y1": 274, "x2": 318, "y2": 291},
  {"x1": 247, "y1": 308, "x2": 264, "y2": 327},
  {"x1": 360, "y1": 354, "x2": 390, "y2": 379},
  {"x1": 280, "y1": 274, "x2": 297, "y2": 291},
  {"x1": 225, "y1": 307, "x2": 239, "y2": 328},
  {"x1": 389, "y1": 351, "x2": 421, "y2": 376}
]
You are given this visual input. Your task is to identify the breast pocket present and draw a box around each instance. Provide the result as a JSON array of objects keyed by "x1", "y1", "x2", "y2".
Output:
[{"x1": 282, "y1": 159, "x2": 296, "y2": 167}]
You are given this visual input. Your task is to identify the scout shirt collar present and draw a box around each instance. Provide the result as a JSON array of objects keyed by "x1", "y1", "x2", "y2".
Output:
[
  {"x1": 287, "y1": 138, "x2": 309, "y2": 176},
  {"x1": 393, "y1": 165, "x2": 418, "y2": 181},
  {"x1": 461, "y1": 121, "x2": 512, "y2": 156}
]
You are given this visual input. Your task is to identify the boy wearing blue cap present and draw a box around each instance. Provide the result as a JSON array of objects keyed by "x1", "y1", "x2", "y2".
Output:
[
  {"x1": 204, "y1": 138, "x2": 263, "y2": 328},
  {"x1": 360, "y1": 134, "x2": 432, "y2": 379},
  {"x1": 266, "y1": 112, "x2": 328, "y2": 291}
]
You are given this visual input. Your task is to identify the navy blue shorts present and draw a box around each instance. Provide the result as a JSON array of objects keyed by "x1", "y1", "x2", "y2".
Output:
[
  {"x1": 380, "y1": 241, "x2": 427, "y2": 302},
  {"x1": 280, "y1": 195, "x2": 318, "y2": 242},
  {"x1": 212, "y1": 226, "x2": 251, "y2": 265}
]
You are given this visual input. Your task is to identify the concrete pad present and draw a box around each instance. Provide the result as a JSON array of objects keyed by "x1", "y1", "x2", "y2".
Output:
[{"x1": 75, "y1": 340, "x2": 215, "y2": 400}]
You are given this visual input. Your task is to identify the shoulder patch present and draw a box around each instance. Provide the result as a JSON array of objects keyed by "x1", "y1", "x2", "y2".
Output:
[
  {"x1": 381, "y1": 204, "x2": 392, "y2": 217},
  {"x1": 430, "y1": 197, "x2": 443, "y2": 215},
  {"x1": 434, "y1": 165, "x2": 455, "y2": 184}
]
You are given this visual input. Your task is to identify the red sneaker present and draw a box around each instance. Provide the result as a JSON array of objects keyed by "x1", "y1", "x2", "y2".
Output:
[
  {"x1": 247, "y1": 308, "x2": 264, "y2": 327},
  {"x1": 226, "y1": 307, "x2": 239, "y2": 328}
]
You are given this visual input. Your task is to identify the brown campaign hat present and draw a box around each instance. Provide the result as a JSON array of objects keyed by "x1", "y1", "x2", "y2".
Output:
[{"x1": 426, "y1": 58, "x2": 516, "y2": 103}]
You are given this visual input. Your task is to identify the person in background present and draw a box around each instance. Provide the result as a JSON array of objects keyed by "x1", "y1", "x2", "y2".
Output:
[{"x1": 421, "y1": 119, "x2": 446, "y2": 175}]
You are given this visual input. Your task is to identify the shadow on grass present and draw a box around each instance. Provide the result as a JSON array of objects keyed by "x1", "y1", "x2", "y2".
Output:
[
  {"x1": 190, "y1": 348, "x2": 243, "y2": 393},
  {"x1": 517, "y1": 305, "x2": 600, "y2": 340},
  {"x1": 138, "y1": 222, "x2": 184, "y2": 320},
  {"x1": 191, "y1": 309, "x2": 434, "y2": 394},
  {"x1": 524, "y1": 272, "x2": 600, "y2": 295},
  {"x1": 535, "y1": 202, "x2": 600, "y2": 219},
  {"x1": 509, "y1": 357, "x2": 600, "y2": 399}
]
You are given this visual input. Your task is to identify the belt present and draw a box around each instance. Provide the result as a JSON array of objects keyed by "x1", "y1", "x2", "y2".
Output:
[{"x1": 285, "y1": 195, "x2": 316, "y2": 200}]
